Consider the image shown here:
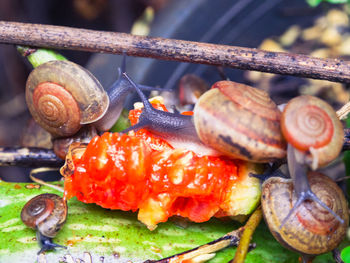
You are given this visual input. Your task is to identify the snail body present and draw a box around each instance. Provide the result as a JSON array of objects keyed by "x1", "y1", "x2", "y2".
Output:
[
  {"x1": 21, "y1": 193, "x2": 67, "y2": 253},
  {"x1": 262, "y1": 172, "x2": 348, "y2": 258}
]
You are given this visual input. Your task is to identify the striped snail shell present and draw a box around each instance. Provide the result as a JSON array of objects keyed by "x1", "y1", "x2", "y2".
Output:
[
  {"x1": 193, "y1": 81, "x2": 286, "y2": 162},
  {"x1": 261, "y1": 172, "x2": 348, "y2": 256},
  {"x1": 21, "y1": 193, "x2": 67, "y2": 238},
  {"x1": 281, "y1": 95, "x2": 343, "y2": 169},
  {"x1": 26, "y1": 60, "x2": 109, "y2": 138}
]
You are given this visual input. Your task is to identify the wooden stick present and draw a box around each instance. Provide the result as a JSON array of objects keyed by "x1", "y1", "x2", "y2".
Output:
[
  {"x1": 230, "y1": 206, "x2": 263, "y2": 263},
  {"x1": 1, "y1": 21, "x2": 350, "y2": 83},
  {"x1": 144, "y1": 227, "x2": 244, "y2": 263},
  {"x1": 0, "y1": 147, "x2": 63, "y2": 167}
]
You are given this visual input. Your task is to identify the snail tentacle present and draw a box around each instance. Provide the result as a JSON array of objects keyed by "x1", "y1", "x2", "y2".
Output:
[
  {"x1": 94, "y1": 55, "x2": 165, "y2": 132},
  {"x1": 280, "y1": 145, "x2": 344, "y2": 229},
  {"x1": 121, "y1": 73, "x2": 219, "y2": 156}
]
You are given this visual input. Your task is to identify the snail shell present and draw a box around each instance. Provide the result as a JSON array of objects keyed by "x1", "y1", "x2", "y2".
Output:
[
  {"x1": 52, "y1": 124, "x2": 97, "y2": 159},
  {"x1": 26, "y1": 60, "x2": 109, "y2": 137},
  {"x1": 261, "y1": 172, "x2": 348, "y2": 255},
  {"x1": 281, "y1": 95, "x2": 343, "y2": 169},
  {"x1": 193, "y1": 81, "x2": 286, "y2": 162},
  {"x1": 21, "y1": 193, "x2": 67, "y2": 238}
]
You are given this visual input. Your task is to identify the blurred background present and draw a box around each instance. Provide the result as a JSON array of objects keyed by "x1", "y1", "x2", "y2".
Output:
[{"x1": 0, "y1": 0, "x2": 349, "y2": 181}]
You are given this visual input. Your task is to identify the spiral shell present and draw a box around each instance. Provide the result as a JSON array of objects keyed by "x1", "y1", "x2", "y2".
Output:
[
  {"x1": 21, "y1": 193, "x2": 67, "y2": 238},
  {"x1": 281, "y1": 95, "x2": 343, "y2": 168},
  {"x1": 26, "y1": 60, "x2": 109, "y2": 137},
  {"x1": 261, "y1": 172, "x2": 348, "y2": 255},
  {"x1": 193, "y1": 81, "x2": 286, "y2": 162}
]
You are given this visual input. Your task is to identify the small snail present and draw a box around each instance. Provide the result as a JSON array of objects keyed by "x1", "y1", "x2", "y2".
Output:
[
  {"x1": 21, "y1": 193, "x2": 67, "y2": 254},
  {"x1": 26, "y1": 56, "x2": 163, "y2": 156},
  {"x1": 121, "y1": 74, "x2": 286, "y2": 162},
  {"x1": 261, "y1": 172, "x2": 348, "y2": 262},
  {"x1": 279, "y1": 95, "x2": 344, "y2": 226},
  {"x1": 26, "y1": 60, "x2": 109, "y2": 138}
]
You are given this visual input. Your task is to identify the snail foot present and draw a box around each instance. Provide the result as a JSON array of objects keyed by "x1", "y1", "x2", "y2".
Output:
[
  {"x1": 37, "y1": 232, "x2": 67, "y2": 255},
  {"x1": 279, "y1": 189, "x2": 344, "y2": 230}
]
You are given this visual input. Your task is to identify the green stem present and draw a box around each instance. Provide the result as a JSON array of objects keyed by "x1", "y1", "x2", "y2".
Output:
[
  {"x1": 231, "y1": 206, "x2": 263, "y2": 263},
  {"x1": 17, "y1": 45, "x2": 66, "y2": 68}
]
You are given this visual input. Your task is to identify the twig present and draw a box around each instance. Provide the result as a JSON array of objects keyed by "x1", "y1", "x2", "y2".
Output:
[
  {"x1": 230, "y1": 206, "x2": 263, "y2": 263},
  {"x1": 337, "y1": 101, "x2": 350, "y2": 120},
  {"x1": 0, "y1": 147, "x2": 63, "y2": 167},
  {"x1": 1, "y1": 21, "x2": 350, "y2": 83},
  {"x1": 29, "y1": 170, "x2": 64, "y2": 192},
  {"x1": 144, "y1": 227, "x2": 244, "y2": 263},
  {"x1": 343, "y1": 128, "x2": 350, "y2": 151}
]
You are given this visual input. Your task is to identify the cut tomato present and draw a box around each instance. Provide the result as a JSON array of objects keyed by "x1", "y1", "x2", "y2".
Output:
[{"x1": 63, "y1": 101, "x2": 262, "y2": 230}]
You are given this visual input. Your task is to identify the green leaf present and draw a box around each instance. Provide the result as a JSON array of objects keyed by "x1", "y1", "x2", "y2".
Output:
[
  {"x1": 306, "y1": 0, "x2": 348, "y2": 6},
  {"x1": 326, "y1": 0, "x2": 348, "y2": 3},
  {"x1": 306, "y1": 0, "x2": 322, "y2": 7},
  {"x1": 0, "y1": 180, "x2": 347, "y2": 262},
  {"x1": 110, "y1": 109, "x2": 131, "y2": 132},
  {"x1": 342, "y1": 246, "x2": 350, "y2": 263}
]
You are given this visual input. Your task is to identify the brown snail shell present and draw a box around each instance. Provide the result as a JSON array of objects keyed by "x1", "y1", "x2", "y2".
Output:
[
  {"x1": 52, "y1": 124, "x2": 97, "y2": 159},
  {"x1": 26, "y1": 60, "x2": 109, "y2": 137},
  {"x1": 193, "y1": 81, "x2": 286, "y2": 162},
  {"x1": 261, "y1": 172, "x2": 348, "y2": 256},
  {"x1": 178, "y1": 74, "x2": 209, "y2": 106},
  {"x1": 281, "y1": 95, "x2": 343, "y2": 169},
  {"x1": 21, "y1": 193, "x2": 67, "y2": 238}
]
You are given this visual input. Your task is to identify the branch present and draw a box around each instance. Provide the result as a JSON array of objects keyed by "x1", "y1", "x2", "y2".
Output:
[
  {"x1": 1, "y1": 21, "x2": 350, "y2": 83},
  {"x1": 343, "y1": 128, "x2": 350, "y2": 152},
  {"x1": 230, "y1": 206, "x2": 263, "y2": 263},
  {"x1": 144, "y1": 227, "x2": 245, "y2": 263},
  {"x1": 0, "y1": 147, "x2": 63, "y2": 167}
]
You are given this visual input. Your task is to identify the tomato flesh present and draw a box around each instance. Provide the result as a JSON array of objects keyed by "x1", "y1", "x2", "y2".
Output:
[{"x1": 64, "y1": 102, "x2": 244, "y2": 230}]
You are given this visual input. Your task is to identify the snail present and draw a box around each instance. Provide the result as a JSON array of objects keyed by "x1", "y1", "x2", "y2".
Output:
[
  {"x1": 121, "y1": 73, "x2": 287, "y2": 162},
  {"x1": 26, "y1": 56, "x2": 164, "y2": 138},
  {"x1": 21, "y1": 193, "x2": 67, "y2": 254},
  {"x1": 279, "y1": 95, "x2": 344, "y2": 226},
  {"x1": 261, "y1": 171, "x2": 348, "y2": 262},
  {"x1": 26, "y1": 60, "x2": 109, "y2": 138}
]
